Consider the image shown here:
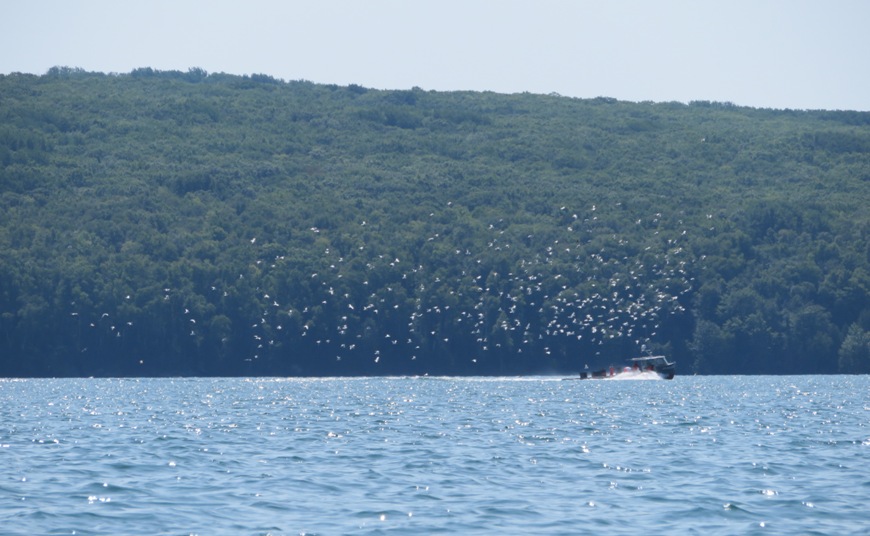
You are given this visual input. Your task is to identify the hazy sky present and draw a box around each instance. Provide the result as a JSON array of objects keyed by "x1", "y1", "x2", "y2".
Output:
[{"x1": 3, "y1": 0, "x2": 869, "y2": 111}]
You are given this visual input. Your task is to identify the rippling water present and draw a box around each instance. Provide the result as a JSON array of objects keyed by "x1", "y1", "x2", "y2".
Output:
[{"x1": 1, "y1": 375, "x2": 868, "y2": 535}]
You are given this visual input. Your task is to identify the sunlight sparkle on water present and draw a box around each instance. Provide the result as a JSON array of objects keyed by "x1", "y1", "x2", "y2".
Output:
[{"x1": 0, "y1": 376, "x2": 867, "y2": 535}]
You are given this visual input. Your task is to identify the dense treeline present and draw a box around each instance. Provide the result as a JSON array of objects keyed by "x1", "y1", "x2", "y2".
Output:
[{"x1": 0, "y1": 67, "x2": 868, "y2": 377}]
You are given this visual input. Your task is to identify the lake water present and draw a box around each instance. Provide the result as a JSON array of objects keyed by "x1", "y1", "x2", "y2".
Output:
[{"x1": 1, "y1": 376, "x2": 868, "y2": 535}]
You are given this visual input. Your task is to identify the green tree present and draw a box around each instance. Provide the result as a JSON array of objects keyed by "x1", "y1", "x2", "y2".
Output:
[{"x1": 838, "y1": 323, "x2": 870, "y2": 373}]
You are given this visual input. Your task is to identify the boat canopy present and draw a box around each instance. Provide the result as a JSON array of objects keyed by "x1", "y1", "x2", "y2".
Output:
[{"x1": 630, "y1": 355, "x2": 673, "y2": 365}]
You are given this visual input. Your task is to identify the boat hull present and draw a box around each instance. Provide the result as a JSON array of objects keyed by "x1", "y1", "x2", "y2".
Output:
[
  {"x1": 575, "y1": 370, "x2": 669, "y2": 381},
  {"x1": 572, "y1": 356, "x2": 675, "y2": 380}
]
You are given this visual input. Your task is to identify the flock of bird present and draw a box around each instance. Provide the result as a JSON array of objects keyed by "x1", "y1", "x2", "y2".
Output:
[
  {"x1": 74, "y1": 201, "x2": 705, "y2": 370},
  {"x1": 237, "y1": 202, "x2": 699, "y2": 367}
]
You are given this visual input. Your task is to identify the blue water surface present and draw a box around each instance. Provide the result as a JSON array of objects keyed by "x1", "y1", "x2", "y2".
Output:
[{"x1": 1, "y1": 375, "x2": 868, "y2": 535}]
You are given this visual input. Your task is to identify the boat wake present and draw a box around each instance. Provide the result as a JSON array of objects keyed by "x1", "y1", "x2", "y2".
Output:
[{"x1": 606, "y1": 370, "x2": 664, "y2": 381}]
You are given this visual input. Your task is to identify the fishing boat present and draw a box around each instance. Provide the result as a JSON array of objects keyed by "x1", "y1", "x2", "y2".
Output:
[{"x1": 575, "y1": 355, "x2": 675, "y2": 380}]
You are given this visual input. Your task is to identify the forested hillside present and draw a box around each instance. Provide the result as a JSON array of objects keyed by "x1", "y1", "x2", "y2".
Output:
[{"x1": 1, "y1": 67, "x2": 868, "y2": 377}]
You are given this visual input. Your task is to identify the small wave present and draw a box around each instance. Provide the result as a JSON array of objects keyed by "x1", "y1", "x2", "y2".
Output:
[{"x1": 1, "y1": 376, "x2": 868, "y2": 535}]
